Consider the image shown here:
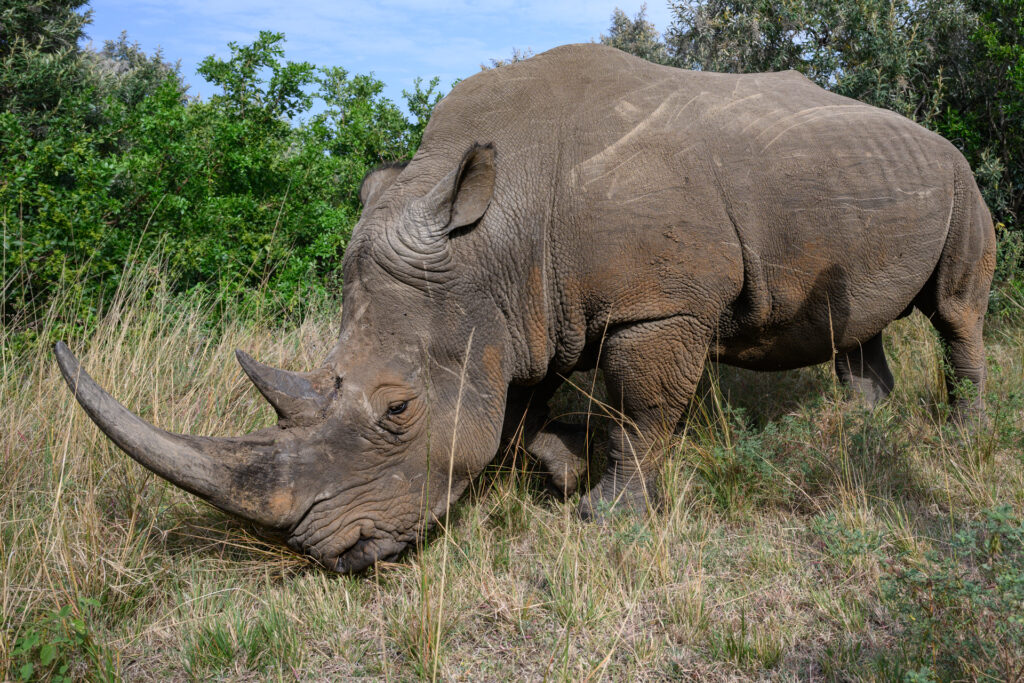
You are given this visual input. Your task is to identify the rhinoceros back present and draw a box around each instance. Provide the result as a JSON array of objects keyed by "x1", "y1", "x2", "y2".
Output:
[{"x1": 420, "y1": 44, "x2": 969, "y2": 369}]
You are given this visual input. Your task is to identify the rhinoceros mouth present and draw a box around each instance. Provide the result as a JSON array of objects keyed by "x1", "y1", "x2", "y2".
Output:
[
  {"x1": 332, "y1": 536, "x2": 409, "y2": 573},
  {"x1": 287, "y1": 493, "x2": 417, "y2": 573}
]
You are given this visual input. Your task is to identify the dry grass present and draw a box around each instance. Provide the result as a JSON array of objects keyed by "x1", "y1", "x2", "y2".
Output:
[{"x1": 2, "y1": 271, "x2": 1023, "y2": 681}]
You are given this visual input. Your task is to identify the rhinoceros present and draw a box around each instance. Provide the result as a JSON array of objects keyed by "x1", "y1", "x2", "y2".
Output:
[{"x1": 56, "y1": 44, "x2": 995, "y2": 572}]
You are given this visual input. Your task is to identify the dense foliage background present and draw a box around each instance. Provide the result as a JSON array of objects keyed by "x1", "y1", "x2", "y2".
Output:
[
  {"x1": 1, "y1": 1, "x2": 441, "y2": 341},
  {"x1": 2, "y1": 0, "x2": 1021, "y2": 341}
]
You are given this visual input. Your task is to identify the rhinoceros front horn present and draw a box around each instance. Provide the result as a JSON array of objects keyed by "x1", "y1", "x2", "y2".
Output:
[
  {"x1": 54, "y1": 342, "x2": 300, "y2": 528},
  {"x1": 234, "y1": 350, "x2": 336, "y2": 426}
]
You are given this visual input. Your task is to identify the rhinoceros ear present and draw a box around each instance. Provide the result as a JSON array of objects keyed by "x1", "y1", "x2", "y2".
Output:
[
  {"x1": 417, "y1": 143, "x2": 496, "y2": 234},
  {"x1": 448, "y1": 143, "x2": 496, "y2": 229},
  {"x1": 359, "y1": 161, "x2": 407, "y2": 210}
]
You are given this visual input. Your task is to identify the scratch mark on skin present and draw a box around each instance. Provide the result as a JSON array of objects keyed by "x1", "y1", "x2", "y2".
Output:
[
  {"x1": 894, "y1": 187, "x2": 938, "y2": 198},
  {"x1": 758, "y1": 106, "x2": 860, "y2": 150},
  {"x1": 671, "y1": 144, "x2": 700, "y2": 160},
  {"x1": 756, "y1": 105, "x2": 858, "y2": 137},
  {"x1": 580, "y1": 149, "x2": 645, "y2": 188},
  {"x1": 618, "y1": 187, "x2": 680, "y2": 204},
  {"x1": 615, "y1": 100, "x2": 641, "y2": 118},
  {"x1": 836, "y1": 203, "x2": 884, "y2": 213},
  {"x1": 739, "y1": 108, "x2": 785, "y2": 135},
  {"x1": 669, "y1": 92, "x2": 710, "y2": 127},
  {"x1": 765, "y1": 262, "x2": 813, "y2": 277},
  {"x1": 577, "y1": 91, "x2": 700, "y2": 177},
  {"x1": 715, "y1": 92, "x2": 763, "y2": 113}
]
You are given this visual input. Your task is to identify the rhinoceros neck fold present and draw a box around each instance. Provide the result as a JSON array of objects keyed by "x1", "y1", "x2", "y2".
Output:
[{"x1": 376, "y1": 220, "x2": 456, "y2": 287}]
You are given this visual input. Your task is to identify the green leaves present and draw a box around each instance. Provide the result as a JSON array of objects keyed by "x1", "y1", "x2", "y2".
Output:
[
  {"x1": 2, "y1": 25, "x2": 445, "y2": 338},
  {"x1": 601, "y1": 6, "x2": 670, "y2": 65},
  {"x1": 0, "y1": 0, "x2": 91, "y2": 128},
  {"x1": 11, "y1": 597, "x2": 113, "y2": 682},
  {"x1": 883, "y1": 506, "x2": 1024, "y2": 680},
  {"x1": 198, "y1": 30, "x2": 315, "y2": 121}
]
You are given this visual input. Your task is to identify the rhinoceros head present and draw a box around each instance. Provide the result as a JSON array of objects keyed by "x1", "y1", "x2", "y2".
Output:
[{"x1": 56, "y1": 143, "x2": 511, "y2": 572}]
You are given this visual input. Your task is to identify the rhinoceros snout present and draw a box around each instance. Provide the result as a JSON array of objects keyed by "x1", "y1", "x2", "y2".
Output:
[{"x1": 332, "y1": 537, "x2": 408, "y2": 573}]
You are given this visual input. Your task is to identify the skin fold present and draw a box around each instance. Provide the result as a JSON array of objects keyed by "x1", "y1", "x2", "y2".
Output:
[{"x1": 57, "y1": 44, "x2": 996, "y2": 572}]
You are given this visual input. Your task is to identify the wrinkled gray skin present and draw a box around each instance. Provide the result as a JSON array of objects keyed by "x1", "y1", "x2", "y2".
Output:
[{"x1": 56, "y1": 44, "x2": 996, "y2": 572}]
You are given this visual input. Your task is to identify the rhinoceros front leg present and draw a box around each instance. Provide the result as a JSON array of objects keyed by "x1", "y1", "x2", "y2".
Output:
[
  {"x1": 524, "y1": 421, "x2": 590, "y2": 497},
  {"x1": 834, "y1": 333, "x2": 895, "y2": 406},
  {"x1": 578, "y1": 315, "x2": 710, "y2": 519},
  {"x1": 501, "y1": 380, "x2": 589, "y2": 497}
]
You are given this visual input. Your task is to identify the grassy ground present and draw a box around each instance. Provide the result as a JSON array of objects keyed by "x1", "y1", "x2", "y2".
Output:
[{"x1": 3, "y1": 275, "x2": 1023, "y2": 681}]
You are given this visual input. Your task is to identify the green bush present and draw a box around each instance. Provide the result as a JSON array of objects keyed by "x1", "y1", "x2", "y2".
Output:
[
  {"x1": 11, "y1": 597, "x2": 115, "y2": 682},
  {"x1": 1, "y1": 12, "x2": 443, "y2": 340},
  {"x1": 883, "y1": 506, "x2": 1024, "y2": 681}
]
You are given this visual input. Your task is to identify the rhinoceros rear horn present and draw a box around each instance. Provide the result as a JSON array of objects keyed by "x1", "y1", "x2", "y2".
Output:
[
  {"x1": 54, "y1": 342, "x2": 299, "y2": 528},
  {"x1": 235, "y1": 350, "x2": 337, "y2": 426}
]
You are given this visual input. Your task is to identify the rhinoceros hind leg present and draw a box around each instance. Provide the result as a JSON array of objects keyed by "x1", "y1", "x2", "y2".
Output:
[
  {"x1": 578, "y1": 315, "x2": 710, "y2": 520},
  {"x1": 919, "y1": 180, "x2": 995, "y2": 425},
  {"x1": 834, "y1": 333, "x2": 895, "y2": 407},
  {"x1": 933, "y1": 313, "x2": 988, "y2": 425}
]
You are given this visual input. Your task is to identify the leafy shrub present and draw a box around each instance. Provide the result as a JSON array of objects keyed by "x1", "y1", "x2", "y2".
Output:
[
  {"x1": 687, "y1": 406, "x2": 784, "y2": 514},
  {"x1": 813, "y1": 512, "x2": 883, "y2": 565},
  {"x1": 10, "y1": 597, "x2": 115, "y2": 682},
  {"x1": 1, "y1": 15, "x2": 443, "y2": 340},
  {"x1": 883, "y1": 506, "x2": 1024, "y2": 681}
]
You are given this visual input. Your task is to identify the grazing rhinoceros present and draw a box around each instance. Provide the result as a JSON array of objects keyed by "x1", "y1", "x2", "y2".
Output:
[{"x1": 56, "y1": 43, "x2": 995, "y2": 572}]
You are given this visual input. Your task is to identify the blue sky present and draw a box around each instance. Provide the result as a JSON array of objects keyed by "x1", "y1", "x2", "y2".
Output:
[{"x1": 83, "y1": 1, "x2": 675, "y2": 112}]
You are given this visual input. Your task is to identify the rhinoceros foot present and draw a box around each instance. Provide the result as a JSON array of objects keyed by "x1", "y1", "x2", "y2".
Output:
[
  {"x1": 945, "y1": 364, "x2": 989, "y2": 431},
  {"x1": 834, "y1": 333, "x2": 895, "y2": 408},
  {"x1": 949, "y1": 400, "x2": 990, "y2": 433},
  {"x1": 576, "y1": 474, "x2": 654, "y2": 522},
  {"x1": 526, "y1": 421, "x2": 591, "y2": 498}
]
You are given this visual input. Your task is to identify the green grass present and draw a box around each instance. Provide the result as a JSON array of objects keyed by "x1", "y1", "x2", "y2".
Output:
[{"x1": 3, "y1": 270, "x2": 1023, "y2": 681}]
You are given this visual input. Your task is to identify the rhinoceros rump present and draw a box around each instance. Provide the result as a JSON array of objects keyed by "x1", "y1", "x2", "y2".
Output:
[{"x1": 56, "y1": 44, "x2": 996, "y2": 572}]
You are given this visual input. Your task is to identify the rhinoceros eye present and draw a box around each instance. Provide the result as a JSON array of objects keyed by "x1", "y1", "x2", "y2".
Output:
[{"x1": 387, "y1": 400, "x2": 408, "y2": 416}]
